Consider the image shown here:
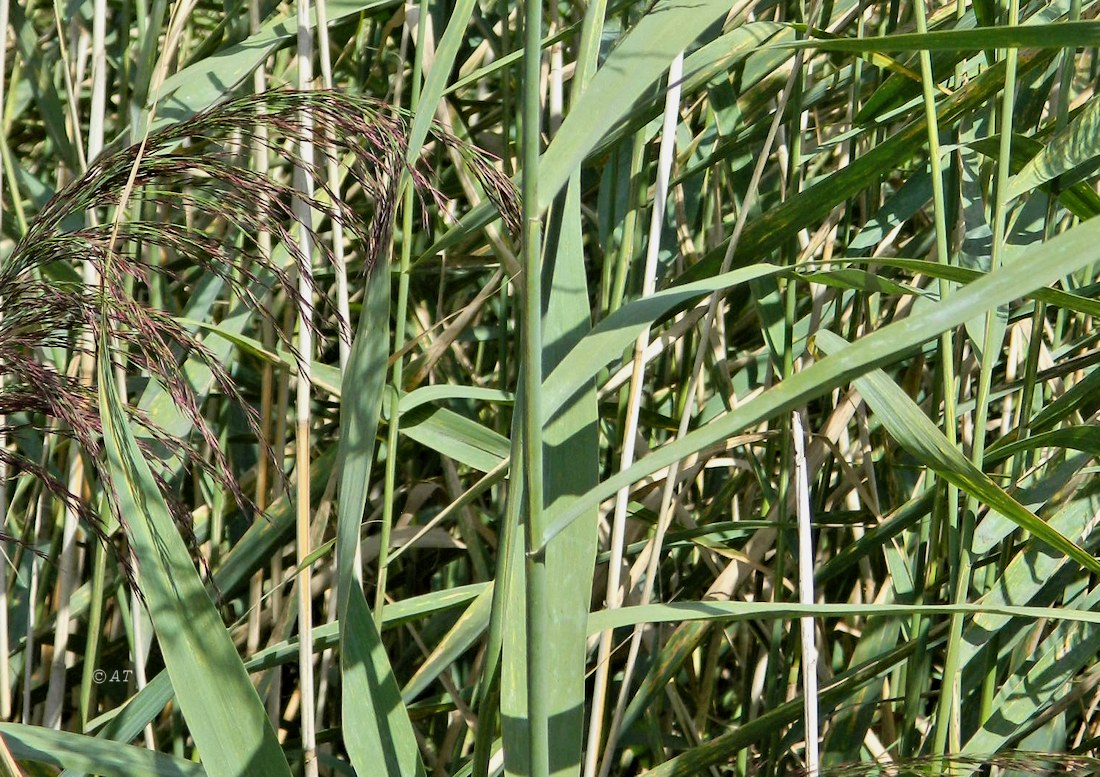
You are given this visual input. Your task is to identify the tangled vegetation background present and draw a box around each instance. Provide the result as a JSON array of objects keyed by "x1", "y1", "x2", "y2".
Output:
[{"x1": 2, "y1": 0, "x2": 1100, "y2": 775}]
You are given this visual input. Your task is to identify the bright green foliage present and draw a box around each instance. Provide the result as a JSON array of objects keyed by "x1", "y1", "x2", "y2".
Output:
[{"x1": 6, "y1": 0, "x2": 1100, "y2": 776}]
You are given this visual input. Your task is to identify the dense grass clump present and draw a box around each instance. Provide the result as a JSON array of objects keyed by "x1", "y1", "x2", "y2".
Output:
[{"x1": 2, "y1": 1, "x2": 1100, "y2": 776}]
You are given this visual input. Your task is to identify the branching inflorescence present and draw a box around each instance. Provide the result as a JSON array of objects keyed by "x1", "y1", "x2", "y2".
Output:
[{"x1": 0, "y1": 89, "x2": 518, "y2": 582}]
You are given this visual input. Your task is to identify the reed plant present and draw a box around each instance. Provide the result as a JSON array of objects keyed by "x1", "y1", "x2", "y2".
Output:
[{"x1": 2, "y1": 1, "x2": 1100, "y2": 776}]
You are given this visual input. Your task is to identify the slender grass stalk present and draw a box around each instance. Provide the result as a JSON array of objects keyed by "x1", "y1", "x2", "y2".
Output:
[
  {"x1": 245, "y1": 0, "x2": 273, "y2": 669},
  {"x1": 78, "y1": 537, "x2": 107, "y2": 730},
  {"x1": 473, "y1": 454, "x2": 521, "y2": 777},
  {"x1": 270, "y1": 302, "x2": 294, "y2": 725},
  {"x1": 294, "y1": 2, "x2": 319, "y2": 774},
  {"x1": 1015, "y1": 0, "x2": 1081, "y2": 478},
  {"x1": 933, "y1": 0, "x2": 1020, "y2": 756},
  {"x1": 308, "y1": 0, "x2": 344, "y2": 733},
  {"x1": 23, "y1": 490, "x2": 47, "y2": 724},
  {"x1": 375, "y1": 1, "x2": 429, "y2": 625},
  {"x1": 313, "y1": 0, "x2": 351, "y2": 371},
  {"x1": 521, "y1": 0, "x2": 549, "y2": 774},
  {"x1": 49, "y1": 5, "x2": 87, "y2": 175},
  {"x1": 908, "y1": 0, "x2": 961, "y2": 754}
]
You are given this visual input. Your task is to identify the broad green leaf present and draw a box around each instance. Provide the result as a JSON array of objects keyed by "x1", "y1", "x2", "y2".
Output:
[
  {"x1": 986, "y1": 426, "x2": 1100, "y2": 464},
  {"x1": 587, "y1": 601, "x2": 1100, "y2": 634},
  {"x1": 398, "y1": 385, "x2": 513, "y2": 413},
  {"x1": 402, "y1": 584, "x2": 493, "y2": 702},
  {"x1": 539, "y1": 205, "x2": 1100, "y2": 550},
  {"x1": 535, "y1": 0, "x2": 748, "y2": 210},
  {"x1": 819, "y1": 256, "x2": 1100, "y2": 319},
  {"x1": 526, "y1": 178, "x2": 599, "y2": 776},
  {"x1": 959, "y1": 495, "x2": 1100, "y2": 678},
  {"x1": 0, "y1": 723, "x2": 203, "y2": 777},
  {"x1": 1028, "y1": 366, "x2": 1100, "y2": 432},
  {"x1": 340, "y1": 591, "x2": 425, "y2": 777},
  {"x1": 543, "y1": 264, "x2": 787, "y2": 415},
  {"x1": 88, "y1": 586, "x2": 487, "y2": 746},
  {"x1": 401, "y1": 405, "x2": 509, "y2": 472},
  {"x1": 801, "y1": 268, "x2": 927, "y2": 299},
  {"x1": 1008, "y1": 94, "x2": 1100, "y2": 199},
  {"x1": 677, "y1": 48, "x2": 1055, "y2": 285},
  {"x1": 155, "y1": 0, "x2": 398, "y2": 126},
  {"x1": 406, "y1": 0, "x2": 478, "y2": 161},
  {"x1": 969, "y1": 132, "x2": 1100, "y2": 218},
  {"x1": 963, "y1": 588, "x2": 1100, "y2": 757},
  {"x1": 97, "y1": 349, "x2": 290, "y2": 777},
  {"x1": 813, "y1": 329, "x2": 1099, "y2": 575},
  {"x1": 335, "y1": 261, "x2": 425, "y2": 777},
  {"x1": 785, "y1": 20, "x2": 1100, "y2": 53}
]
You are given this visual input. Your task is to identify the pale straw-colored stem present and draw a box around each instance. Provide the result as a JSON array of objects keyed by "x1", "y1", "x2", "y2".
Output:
[
  {"x1": 792, "y1": 411, "x2": 819, "y2": 777},
  {"x1": 23, "y1": 490, "x2": 48, "y2": 724},
  {"x1": 313, "y1": 0, "x2": 351, "y2": 371},
  {"x1": 245, "y1": 0, "x2": 274, "y2": 673},
  {"x1": 294, "y1": 1, "x2": 319, "y2": 774}
]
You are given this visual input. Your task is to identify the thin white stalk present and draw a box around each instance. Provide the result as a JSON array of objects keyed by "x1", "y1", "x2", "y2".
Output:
[
  {"x1": 586, "y1": 51, "x2": 683, "y2": 777},
  {"x1": 547, "y1": 0, "x2": 563, "y2": 134},
  {"x1": 42, "y1": 453, "x2": 82, "y2": 729},
  {"x1": 87, "y1": 0, "x2": 106, "y2": 165},
  {"x1": 792, "y1": 411, "x2": 819, "y2": 777},
  {"x1": 23, "y1": 489, "x2": 48, "y2": 724},
  {"x1": 267, "y1": 305, "x2": 294, "y2": 724},
  {"x1": 294, "y1": 1, "x2": 319, "y2": 774}
]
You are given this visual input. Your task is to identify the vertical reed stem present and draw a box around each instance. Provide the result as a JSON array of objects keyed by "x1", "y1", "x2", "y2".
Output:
[
  {"x1": 294, "y1": 1, "x2": 319, "y2": 774},
  {"x1": 521, "y1": 0, "x2": 549, "y2": 775}
]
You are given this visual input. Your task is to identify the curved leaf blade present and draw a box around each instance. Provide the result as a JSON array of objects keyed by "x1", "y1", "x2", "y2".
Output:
[{"x1": 97, "y1": 352, "x2": 290, "y2": 777}]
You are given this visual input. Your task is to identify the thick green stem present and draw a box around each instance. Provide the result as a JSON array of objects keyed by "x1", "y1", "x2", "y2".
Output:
[{"x1": 521, "y1": 1, "x2": 549, "y2": 776}]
